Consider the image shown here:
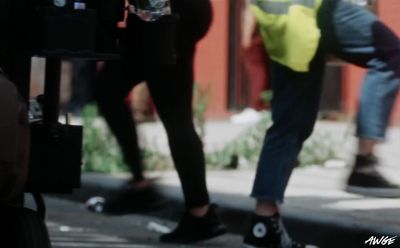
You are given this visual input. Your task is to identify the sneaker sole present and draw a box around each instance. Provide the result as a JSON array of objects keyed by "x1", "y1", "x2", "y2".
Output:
[
  {"x1": 346, "y1": 186, "x2": 400, "y2": 198},
  {"x1": 204, "y1": 227, "x2": 228, "y2": 241}
]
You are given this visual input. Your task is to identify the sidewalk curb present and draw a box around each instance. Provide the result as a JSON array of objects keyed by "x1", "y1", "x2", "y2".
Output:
[{"x1": 55, "y1": 173, "x2": 400, "y2": 248}]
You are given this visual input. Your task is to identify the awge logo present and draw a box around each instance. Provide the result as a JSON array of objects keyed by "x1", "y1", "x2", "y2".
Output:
[{"x1": 364, "y1": 236, "x2": 397, "y2": 246}]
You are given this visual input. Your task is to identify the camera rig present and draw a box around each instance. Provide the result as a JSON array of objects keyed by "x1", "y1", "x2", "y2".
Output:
[{"x1": 22, "y1": 0, "x2": 125, "y2": 218}]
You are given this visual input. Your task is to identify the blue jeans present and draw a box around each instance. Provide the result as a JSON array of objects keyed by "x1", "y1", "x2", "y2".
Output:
[
  {"x1": 333, "y1": 1, "x2": 400, "y2": 141},
  {"x1": 252, "y1": 0, "x2": 400, "y2": 202}
]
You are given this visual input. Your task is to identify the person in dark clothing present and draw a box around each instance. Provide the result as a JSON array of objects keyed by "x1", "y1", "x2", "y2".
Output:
[{"x1": 92, "y1": 0, "x2": 226, "y2": 244}]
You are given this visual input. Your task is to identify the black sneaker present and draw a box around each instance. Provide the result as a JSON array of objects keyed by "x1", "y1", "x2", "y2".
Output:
[
  {"x1": 243, "y1": 214, "x2": 317, "y2": 248},
  {"x1": 346, "y1": 155, "x2": 400, "y2": 198},
  {"x1": 159, "y1": 204, "x2": 227, "y2": 244}
]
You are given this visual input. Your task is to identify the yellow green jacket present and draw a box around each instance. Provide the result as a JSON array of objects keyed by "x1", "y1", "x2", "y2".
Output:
[{"x1": 251, "y1": 0, "x2": 323, "y2": 72}]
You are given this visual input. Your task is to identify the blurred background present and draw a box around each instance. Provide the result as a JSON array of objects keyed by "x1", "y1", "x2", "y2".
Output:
[{"x1": 24, "y1": 0, "x2": 400, "y2": 247}]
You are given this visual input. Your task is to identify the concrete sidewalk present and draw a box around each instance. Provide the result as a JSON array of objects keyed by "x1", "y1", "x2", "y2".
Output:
[{"x1": 63, "y1": 119, "x2": 400, "y2": 248}]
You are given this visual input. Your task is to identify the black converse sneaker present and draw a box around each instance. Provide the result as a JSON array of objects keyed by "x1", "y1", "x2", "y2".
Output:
[
  {"x1": 243, "y1": 214, "x2": 317, "y2": 248},
  {"x1": 346, "y1": 155, "x2": 400, "y2": 198},
  {"x1": 159, "y1": 204, "x2": 227, "y2": 244}
]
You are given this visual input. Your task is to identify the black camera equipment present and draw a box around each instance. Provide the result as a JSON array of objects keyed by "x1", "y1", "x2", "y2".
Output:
[
  {"x1": 1, "y1": 1, "x2": 126, "y2": 245},
  {"x1": 31, "y1": 0, "x2": 124, "y2": 55},
  {"x1": 23, "y1": 0, "x2": 125, "y2": 218},
  {"x1": 24, "y1": 0, "x2": 179, "y2": 215}
]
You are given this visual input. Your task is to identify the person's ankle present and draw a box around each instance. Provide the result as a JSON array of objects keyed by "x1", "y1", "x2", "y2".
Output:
[
  {"x1": 126, "y1": 177, "x2": 153, "y2": 190},
  {"x1": 357, "y1": 139, "x2": 377, "y2": 156},
  {"x1": 356, "y1": 153, "x2": 374, "y2": 158},
  {"x1": 189, "y1": 205, "x2": 209, "y2": 217},
  {"x1": 255, "y1": 201, "x2": 279, "y2": 217}
]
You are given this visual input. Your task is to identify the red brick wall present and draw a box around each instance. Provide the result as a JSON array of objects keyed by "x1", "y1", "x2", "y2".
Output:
[{"x1": 194, "y1": 0, "x2": 230, "y2": 118}]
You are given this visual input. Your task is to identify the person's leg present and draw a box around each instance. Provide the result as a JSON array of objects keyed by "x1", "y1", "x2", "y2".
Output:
[
  {"x1": 144, "y1": 1, "x2": 225, "y2": 242},
  {"x1": 146, "y1": 41, "x2": 226, "y2": 243},
  {"x1": 331, "y1": 1, "x2": 400, "y2": 197},
  {"x1": 146, "y1": 49, "x2": 209, "y2": 210},
  {"x1": 351, "y1": 59, "x2": 400, "y2": 197},
  {"x1": 244, "y1": 47, "x2": 326, "y2": 247},
  {"x1": 93, "y1": 60, "x2": 146, "y2": 183},
  {"x1": 356, "y1": 66, "x2": 400, "y2": 155},
  {"x1": 351, "y1": 70, "x2": 400, "y2": 196},
  {"x1": 87, "y1": 61, "x2": 163, "y2": 215}
]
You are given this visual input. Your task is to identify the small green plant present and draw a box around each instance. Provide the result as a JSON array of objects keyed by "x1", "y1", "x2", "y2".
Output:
[
  {"x1": 82, "y1": 105, "x2": 172, "y2": 173},
  {"x1": 260, "y1": 90, "x2": 273, "y2": 108},
  {"x1": 298, "y1": 132, "x2": 338, "y2": 167},
  {"x1": 193, "y1": 82, "x2": 211, "y2": 140},
  {"x1": 206, "y1": 112, "x2": 271, "y2": 169},
  {"x1": 140, "y1": 148, "x2": 172, "y2": 171},
  {"x1": 82, "y1": 105, "x2": 127, "y2": 173}
]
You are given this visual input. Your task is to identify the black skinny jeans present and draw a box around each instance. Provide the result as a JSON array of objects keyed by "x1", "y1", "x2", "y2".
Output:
[{"x1": 94, "y1": 0, "x2": 212, "y2": 209}]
